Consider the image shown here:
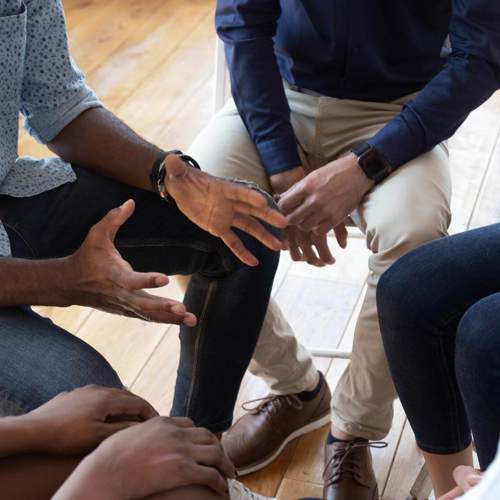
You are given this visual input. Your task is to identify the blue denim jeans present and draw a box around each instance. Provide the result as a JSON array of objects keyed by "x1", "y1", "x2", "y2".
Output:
[
  {"x1": 0, "y1": 167, "x2": 279, "y2": 433},
  {"x1": 377, "y1": 224, "x2": 500, "y2": 469}
]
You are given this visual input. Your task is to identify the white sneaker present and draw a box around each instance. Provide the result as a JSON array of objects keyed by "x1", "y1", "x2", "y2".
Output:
[{"x1": 228, "y1": 479, "x2": 276, "y2": 500}]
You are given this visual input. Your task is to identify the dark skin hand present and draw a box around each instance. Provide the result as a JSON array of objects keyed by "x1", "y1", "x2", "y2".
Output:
[
  {"x1": 54, "y1": 417, "x2": 234, "y2": 500},
  {"x1": 0, "y1": 107, "x2": 287, "y2": 317}
]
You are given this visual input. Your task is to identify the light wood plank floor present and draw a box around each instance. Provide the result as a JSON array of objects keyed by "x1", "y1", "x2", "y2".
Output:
[{"x1": 19, "y1": 1, "x2": 500, "y2": 498}]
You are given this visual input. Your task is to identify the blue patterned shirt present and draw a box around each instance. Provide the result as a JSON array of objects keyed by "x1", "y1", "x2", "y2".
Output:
[{"x1": 0, "y1": 0, "x2": 101, "y2": 256}]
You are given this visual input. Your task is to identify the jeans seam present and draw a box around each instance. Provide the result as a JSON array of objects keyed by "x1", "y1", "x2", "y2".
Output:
[
  {"x1": 4, "y1": 223, "x2": 37, "y2": 258},
  {"x1": 437, "y1": 336, "x2": 465, "y2": 451},
  {"x1": 185, "y1": 279, "x2": 218, "y2": 418}
]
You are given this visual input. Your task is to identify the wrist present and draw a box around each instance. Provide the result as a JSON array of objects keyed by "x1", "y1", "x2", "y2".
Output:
[
  {"x1": 270, "y1": 166, "x2": 305, "y2": 194},
  {"x1": 347, "y1": 153, "x2": 375, "y2": 195},
  {"x1": 0, "y1": 415, "x2": 49, "y2": 456},
  {"x1": 54, "y1": 452, "x2": 121, "y2": 500}
]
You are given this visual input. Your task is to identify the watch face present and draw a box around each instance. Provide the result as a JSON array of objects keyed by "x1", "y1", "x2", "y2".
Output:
[{"x1": 361, "y1": 149, "x2": 385, "y2": 178}]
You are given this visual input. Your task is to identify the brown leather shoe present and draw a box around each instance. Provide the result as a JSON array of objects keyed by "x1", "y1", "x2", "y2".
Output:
[
  {"x1": 323, "y1": 439, "x2": 387, "y2": 500},
  {"x1": 222, "y1": 373, "x2": 331, "y2": 475}
]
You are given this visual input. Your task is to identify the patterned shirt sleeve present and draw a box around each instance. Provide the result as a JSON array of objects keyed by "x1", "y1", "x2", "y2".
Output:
[{"x1": 19, "y1": 0, "x2": 102, "y2": 144}]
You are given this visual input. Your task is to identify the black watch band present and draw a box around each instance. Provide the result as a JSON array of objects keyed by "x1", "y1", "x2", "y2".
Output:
[
  {"x1": 149, "y1": 149, "x2": 201, "y2": 201},
  {"x1": 351, "y1": 142, "x2": 392, "y2": 184}
]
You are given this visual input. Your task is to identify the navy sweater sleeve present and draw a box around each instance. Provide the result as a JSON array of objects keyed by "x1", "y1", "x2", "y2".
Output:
[
  {"x1": 215, "y1": 0, "x2": 301, "y2": 176},
  {"x1": 369, "y1": 0, "x2": 500, "y2": 169}
]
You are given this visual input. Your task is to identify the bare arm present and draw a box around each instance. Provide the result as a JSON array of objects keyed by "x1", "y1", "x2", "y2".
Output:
[
  {"x1": 0, "y1": 257, "x2": 70, "y2": 307},
  {"x1": 48, "y1": 107, "x2": 164, "y2": 192}
]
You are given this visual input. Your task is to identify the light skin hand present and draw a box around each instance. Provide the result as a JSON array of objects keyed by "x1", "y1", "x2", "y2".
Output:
[
  {"x1": 66, "y1": 199, "x2": 197, "y2": 326},
  {"x1": 278, "y1": 153, "x2": 374, "y2": 235},
  {"x1": 283, "y1": 224, "x2": 347, "y2": 266},
  {"x1": 20, "y1": 385, "x2": 158, "y2": 456},
  {"x1": 438, "y1": 465, "x2": 482, "y2": 500},
  {"x1": 271, "y1": 166, "x2": 348, "y2": 266},
  {"x1": 54, "y1": 417, "x2": 235, "y2": 500},
  {"x1": 164, "y1": 155, "x2": 287, "y2": 267}
]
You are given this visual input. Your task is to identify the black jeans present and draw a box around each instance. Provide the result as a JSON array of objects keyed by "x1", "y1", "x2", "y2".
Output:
[
  {"x1": 377, "y1": 224, "x2": 500, "y2": 469},
  {"x1": 0, "y1": 167, "x2": 280, "y2": 433}
]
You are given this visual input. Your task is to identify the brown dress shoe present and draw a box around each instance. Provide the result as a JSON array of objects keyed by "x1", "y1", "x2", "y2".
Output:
[
  {"x1": 222, "y1": 373, "x2": 331, "y2": 475},
  {"x1": 323, "y1": 439, "x2": 387, "y2": 500}
]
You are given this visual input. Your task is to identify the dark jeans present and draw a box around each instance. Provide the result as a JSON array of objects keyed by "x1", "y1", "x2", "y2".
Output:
[
  {"x1": 0, "y1": 167, "x2": 279, "y2": 433},
  {"x1": 377, "y1": 224, "x2": 500, "y2": 469}
]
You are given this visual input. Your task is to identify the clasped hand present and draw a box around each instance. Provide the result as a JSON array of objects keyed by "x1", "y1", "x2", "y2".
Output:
[{"x1": 278, "y1": 154, "x2": 374, "y2": 236}]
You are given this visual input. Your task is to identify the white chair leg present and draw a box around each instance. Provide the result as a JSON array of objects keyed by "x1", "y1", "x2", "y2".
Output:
[
  {"x1": 409, "y1": 463, "x2": 433, "y2": 499},
  {"x1": 213, "y1": 37, "x2": 229, "y2": 114}
]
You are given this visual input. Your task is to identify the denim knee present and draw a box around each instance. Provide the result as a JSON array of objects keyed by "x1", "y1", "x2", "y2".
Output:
[{"x1": 456, "y1": 293, "x2": 500, "y2": 378}]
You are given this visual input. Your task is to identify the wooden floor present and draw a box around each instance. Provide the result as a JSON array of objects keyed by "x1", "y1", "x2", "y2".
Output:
[{"x1": 19, "y1": 1, "x2": 500, "y2": 498}]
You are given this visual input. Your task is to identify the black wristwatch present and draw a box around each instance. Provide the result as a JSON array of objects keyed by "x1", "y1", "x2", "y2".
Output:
[
  {"x1": 351, "y1": 142, "x2": 392, "y2": 184},
  {"x1": 149, "y1": 149, "x2": 201, "y2": 200}
]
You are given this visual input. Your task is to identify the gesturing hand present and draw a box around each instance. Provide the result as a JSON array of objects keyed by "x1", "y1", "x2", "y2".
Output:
[
  {"x1": 279, "y1": 154, "x2": 374, "y2": 235},
  {"x1": 22, "y1": 385, "x2": 157, "y2": 456},
  {"x1": 438, "y1": 465, "x2": 482, "y2": 500},
  {"x1": 284, "y1": 224, "x2": 348, "y2": 267},
  {"x1": 68, "y1": 199, "x2": 196, "y2": 326},
  {"x1": 164, "y1": 155, "x2": 287, "y2": 266},
  {"x1": 54, "y1": 417, "x2": 235, "y2": 500}
]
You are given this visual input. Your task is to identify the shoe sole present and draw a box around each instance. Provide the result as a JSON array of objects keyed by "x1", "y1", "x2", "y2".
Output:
[{"x1": 236, "y1": 411, "x2": 331, "y2": 476}]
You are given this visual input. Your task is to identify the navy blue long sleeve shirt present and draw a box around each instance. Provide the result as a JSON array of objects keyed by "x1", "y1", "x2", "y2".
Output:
[{"x1": 216, "y1": 0, "x2": 500, "y2": 176}]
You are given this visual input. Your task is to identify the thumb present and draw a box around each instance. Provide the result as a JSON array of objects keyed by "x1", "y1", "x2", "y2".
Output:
[{"x1": 97, "y1": 199, "x2": 136, "y2": 242}]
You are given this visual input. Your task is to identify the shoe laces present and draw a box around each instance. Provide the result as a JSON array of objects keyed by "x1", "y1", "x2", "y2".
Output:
[
  {"x1": 241, "y1": 394, "x2": 303, "y2": 417},
  {"x1": 228, "y1": 479, "x2": 276, "y2": 500},
  {"x1": 323, "y1": 440, "x2": 388, "y2": 485}
]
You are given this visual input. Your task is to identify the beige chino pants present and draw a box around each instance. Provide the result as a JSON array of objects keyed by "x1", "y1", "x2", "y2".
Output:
[{"x1": 188, "y1": 86, "x2": 452, "y2": 440}]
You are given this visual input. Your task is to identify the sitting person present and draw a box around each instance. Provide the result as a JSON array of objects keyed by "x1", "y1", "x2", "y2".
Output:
[
  {"x1": 0, "y1": 0, "x2": 287, "y2": 440},
  {"x1": 377, "y1": 223, "x2": 500, "y2": 497},
  {"x1": 0, "y1": 384, "x2": 272, "y2": 499}
]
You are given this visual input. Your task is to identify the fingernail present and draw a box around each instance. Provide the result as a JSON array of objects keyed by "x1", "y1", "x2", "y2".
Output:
[{"x1": 172, "y1": 305, "x2": 185, "y2": 314}]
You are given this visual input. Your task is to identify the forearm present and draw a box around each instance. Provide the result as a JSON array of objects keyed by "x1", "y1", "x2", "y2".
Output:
[
  {"x1": 52, "y1": 453, "x2": 117, "y2": 500},
  {"x1": 0, "y1": 454, "x2": 81, "y2": 500},
  {"x1": 216, "y1": 0, "x2": 301, "y2": 176},
  {"x1": 0, "y1": 257, "x2": 71, "y2": 307},
  {"x1": 48, "y1": 107, "x2": 164, "y2": 192}
]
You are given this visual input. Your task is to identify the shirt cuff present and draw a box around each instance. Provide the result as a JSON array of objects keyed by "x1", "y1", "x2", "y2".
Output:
[
  {"x1": 367, "y1": 105, "x2": 427, "y2": 170},
  {"x1": 24, "y1": 86, "x2": 103, "y2": 144},
  {"x1": 257, "y1": 134, "x2": 302, "y2": 176}
]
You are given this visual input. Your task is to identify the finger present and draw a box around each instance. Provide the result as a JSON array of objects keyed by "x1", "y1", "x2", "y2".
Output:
[
  {"x1": 287, "y1": 202, "x2": 318, "y2": 228},
  {"x1": 98, "y1": 420, "x2": 140, "y2": 439},
  {"x1": 313, "y1": 235, "x2": 336, "y2": 265},
  {"x1": 285, "y1": 228, "x2": 304, "y2": 262},
  {"x1": 125, "y1": 291, "x2": 197, "y2": 326},
  {"x1": 277, "y1": 179, "x2": 306, "y2": 210},
  {"x1": 225, "y1": 181, "x2": 268, "y2": 209},
  {"x1": 232, "y1": 214, "x2": 282, "y2": 251},
  {"x1": 232, "y1": 201, "x2": 288, "y2": 230},
  {"x1": 125, "y1": 270, "x2": 170, "y2": 290},
  {"x1": 438, "y1": 486, "x2": 465, "y2": 500},
  {"x1": 312, "y1": 220, "x2": 334, "y2": 236},
  {"x1": 185, "y1": 427, "x2": 219, "y2": 446},
  {"x1": 334, "y1": 224, "x2": 348, "y2": 248},
  {"x1": 105, "y1": 392, "x2": 159, "y2": 421},
  {"x1": 187, "y1": 464, "x2": 229, "y2": 496},
  {"x1": 94, "y1": 200, "x2": 136, "y2": 242},
  {"x1": 453, "y1": 466, "x2": 482, "y2": 492},
  {"x1": 221, "y1": 230, "x2": 259, "y2": 267},
  {"x1": 171, "y1": 417, "x2": 196, "y2": 428},
  {"x1": 190, "y1": 445, "x2": 236, "y2": 479},
  {"x1": 298, "y1": 239, "x2": 322, "y2": 266}
]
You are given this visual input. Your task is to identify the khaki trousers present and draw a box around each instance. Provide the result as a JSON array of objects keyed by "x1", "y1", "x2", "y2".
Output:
[{"x1": 188, "y1": 87, "x2": 452, "y2": 440}]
